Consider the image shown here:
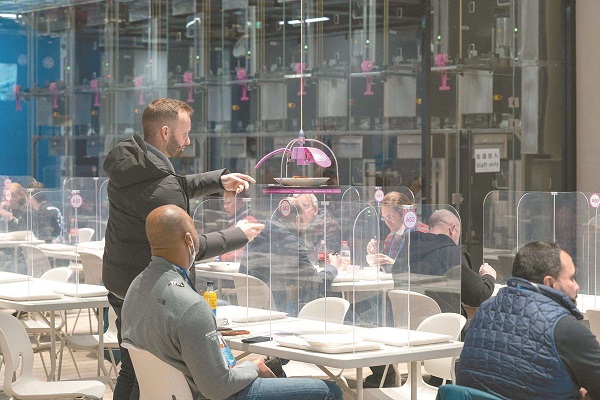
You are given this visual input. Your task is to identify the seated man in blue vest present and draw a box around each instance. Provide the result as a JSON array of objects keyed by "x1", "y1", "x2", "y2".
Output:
[
  {"x1": 122, "y1": 205, "x2": 342, "y2": 400},
  {"x1": 457, "y1": 241, "x2": 600, "y2": 400}
]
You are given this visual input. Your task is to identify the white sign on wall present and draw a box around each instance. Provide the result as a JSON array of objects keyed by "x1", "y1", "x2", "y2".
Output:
[{"x1": 474, "y1": 148, "x2": 501, "y2": 173}]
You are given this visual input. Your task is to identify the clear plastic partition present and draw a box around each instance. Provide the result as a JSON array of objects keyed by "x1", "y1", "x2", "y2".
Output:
[
  {"x1": 63, "y1": 177, "x2": 109, "y2": 241},
  {"x1": 517, "y1": 192, "x2": 589, "y2": 292},
  {"x1": 0, "y1": 183, "x2": 32, "y2": 275},
  {"x1": 0, "y1": 188, "x2": 105, "y2": 301},
  {"x1": 482, "y1": 190, "x2": 526, "y2": 283},
  {"x1": 581, "y1": 192, "x2": 600, "y2": 310},
  {"x1": 0, "y1": 175, "x2": 37, "y2": 188},
  {"x1": 386, "y1": 204, "x2": 462, "y2": 335}
]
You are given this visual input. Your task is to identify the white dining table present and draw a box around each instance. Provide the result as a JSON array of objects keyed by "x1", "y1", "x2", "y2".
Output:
[
  {"x1": 0, "y1": 280, "x2": 110, "y2": 384},
  {"x1": 0, "y1": 238, "x2": 44, "y2": 271},
  {"x1": 223, "y1": 316, "x2": 463, "y2": 400}
]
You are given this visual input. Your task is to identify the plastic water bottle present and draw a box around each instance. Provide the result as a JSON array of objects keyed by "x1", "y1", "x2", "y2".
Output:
[
  {"x1": 203, "y1": 281, "x2": 218, "y2": 316},
  {"x1": 340, "y1": 240, "x2": 351, "y2": 269},
  {"x1": 317, "y1": 240, "x2": 327, "y2": 268}
]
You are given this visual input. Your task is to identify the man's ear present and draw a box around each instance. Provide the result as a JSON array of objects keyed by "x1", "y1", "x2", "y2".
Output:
[
  {"x1": 542, "y1": 275, "x2": 555, "y2": 288},
  {"x1": 160, "y1": 125, "x2": 169, "y2": 141}
]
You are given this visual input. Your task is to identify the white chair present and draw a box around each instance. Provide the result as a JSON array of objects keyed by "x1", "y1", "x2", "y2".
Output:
[
  {"x1": 77, "y1": 250, "x2": 103, "y2": 285},
  {"x1": 20, "y1": 244, "x2": 53, "y2": 278},
  {"x1": 122, "y1": 341, "x2": 193, "y2": 400},
  {"x1": 364, "y1": 313, "x2": 467, "y2": 400},
  {"x1": 284, "y1": 298, "x2": 351, "y2": 383},
  {"x1": 231, "y1": 274, "x2": 275, "y2": 310},
  {"x1": 388, "y1": 289, "x2": 442, "y2": 329},
  {"x1": 77, "y1": 228, "x2": 95, "y2": 243},
  {"x1": 22, "y1": 267, "x2": 74, "y2": 378},
  {"x1": 0, "y1": 311, "x2": 106, "y2": 399},
  {"x1": 63, "y1": 306, "x2": 119, "y2": 387}
]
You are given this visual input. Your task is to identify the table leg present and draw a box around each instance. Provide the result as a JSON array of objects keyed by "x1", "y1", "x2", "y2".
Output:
[
  {"x1": 48, "y1": 312, "x2": 57, "y2": 381},
  {"x1": 97, "y1": 307, "x2": 115, "y2": 390},
  {"x1": 410, "y1": 361, "x2": 418, "y2": 400},
  {"x1": 356, "y1": 366, "x2": 363, "y2": 400}
]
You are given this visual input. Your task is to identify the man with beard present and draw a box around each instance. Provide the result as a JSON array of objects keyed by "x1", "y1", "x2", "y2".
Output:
[
  {"x1": 103, "y1": 98, "x2": 264, "y2": 399},
  {"x1": 457, "y1": 241, "x2": 600, "y2": 400}
]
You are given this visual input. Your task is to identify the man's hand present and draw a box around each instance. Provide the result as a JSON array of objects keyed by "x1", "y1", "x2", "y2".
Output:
[
  {"x1": 367, "y1": 239, "x2": 378, "y2": 255},
  {"x1": 0, "y1": 208, "x2": 13, "y2": 222},
  {"x1": 479, "y1": 263, "x2": 497, "y2": 279},
  {"x1": 253, "y1": 357, "x2": 276, "y2": 378},
  {"x1": 221, "y1": 173, "x2": 256, "y2": 193},
  {"x1": 235, "y1": 220, "x2": 265, "y2": 242}
]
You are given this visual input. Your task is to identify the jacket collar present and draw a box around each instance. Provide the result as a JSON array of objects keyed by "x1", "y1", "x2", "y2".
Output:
[{"x1": 507, "y1": 277, "x2": 583, "y2": 320}]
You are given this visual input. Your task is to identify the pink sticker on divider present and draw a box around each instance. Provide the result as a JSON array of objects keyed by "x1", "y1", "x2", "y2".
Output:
[
  {"x1": 279, "y1": 199, "x2": 291, "y2": 217},
  {"x1": 591, "y1": 193, "x2": 600, "y2": 209},
  {"x1": 374, "y1": 189, "x2": 384, "y2": 203},
  {"x1": 403, "y1": 210, "x2": 417, "y2": 230},
  {"x1": 3, "y1": 178, "x2": 11, "y2": 188},
  {"x1": 4, "y1": 188, "x2": 11, "y2": 201},
  {"x1": 70, "y1": 193, "x2": 83, "y2": 209}
]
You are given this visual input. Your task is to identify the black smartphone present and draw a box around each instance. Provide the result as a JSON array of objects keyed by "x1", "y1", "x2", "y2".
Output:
[{"x1": 241, "y1": 335, "x2": 272, "y2": 343}]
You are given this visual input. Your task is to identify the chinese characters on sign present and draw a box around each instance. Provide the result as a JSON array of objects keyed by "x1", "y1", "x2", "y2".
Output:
[{"x1": 474, "y1": 148, "x2": 501, "y2": 173}]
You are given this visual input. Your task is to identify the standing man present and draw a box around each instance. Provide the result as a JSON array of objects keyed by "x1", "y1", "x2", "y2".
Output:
[
  {"x1": 457, "y1": 241, "x2": 600, "y2": 399},
  {"x1": 103, "y1": 98, "x2": 264, "y2": 399}
]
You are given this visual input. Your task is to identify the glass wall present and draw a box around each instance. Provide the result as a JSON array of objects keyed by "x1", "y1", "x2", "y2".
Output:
[{"x1": 1, "y1": 0, "x2": 574, "y2": 266}]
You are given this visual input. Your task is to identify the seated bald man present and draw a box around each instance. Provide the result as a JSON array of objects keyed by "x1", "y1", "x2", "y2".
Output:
[{"x1": 122, "y1": 205, "x2": 342, "y2": 400}]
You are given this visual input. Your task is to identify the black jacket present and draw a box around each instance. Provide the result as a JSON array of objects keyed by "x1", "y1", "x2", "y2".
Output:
[
  {"x1": 102, "y1": 134, "x2": 248, "y2": 298},
  {"x1": 392, "y1": 231, "x2": 460, "y2": 276}
]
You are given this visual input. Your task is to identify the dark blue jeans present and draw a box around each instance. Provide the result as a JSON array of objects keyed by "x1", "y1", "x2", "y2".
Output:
[{"x1": 108, "y1": 292, "x2": 140, "y2": 400}]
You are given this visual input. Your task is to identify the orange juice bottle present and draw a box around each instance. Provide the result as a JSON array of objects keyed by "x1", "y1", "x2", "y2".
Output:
[{"x1": 203, "y1": 281, "x2": 218, "y2": 316}]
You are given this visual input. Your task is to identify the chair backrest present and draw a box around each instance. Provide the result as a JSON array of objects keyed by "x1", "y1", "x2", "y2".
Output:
[
  {"x1": 20, "y1": 244, "x2": 53, "y2": 278},
  {"x1": 298, "y1": 297, "x2": 350, "y2": 323},
  {"x1": 436, "y1": 384, "x2": 503, "y2": 400},
  {"x1": 122, "y1": 341, "x2": 193, "y2": 400},
  {"x1": 587, "y1": 309, "x2": 600, "y2": 339},
  {"x1": 106, "y1": 306, "x2": 118, "y2": 340},
  {"x1": 77, "y1": 228, "x2": 95, "y2": 243},
  {"x1": 77, "y1": 250, "x2": 103, "y2": 285},
  {"x1": 0, "y1": 312, "x2": 37, "y2": 396},
  {"x1": 388, "y1": 289, "x2": 442, "y2": 329},
  {"x1": 418, "y1": 313, "x2": 467, "y2": 381},
  {"x1": 231, "y1": 274, "x2": 275, "y2": 310},
  {"x1": 40, "y1": 266, "x2": 73, "y2": 282}
]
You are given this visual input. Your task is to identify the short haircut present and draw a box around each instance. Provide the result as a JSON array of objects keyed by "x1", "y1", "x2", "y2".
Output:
[
  {"x1": 142, "y1": 98, "x2": 194, "y2": 140},
  {"x1": 382, "y1": 191, "x2": 412, "y2": 208},
  {"x1": 428, "y1": 209, "x2": 460, "y2": 229},
  {"x1": 512, "y1": 241, "x2": 565, "y2": 283}
]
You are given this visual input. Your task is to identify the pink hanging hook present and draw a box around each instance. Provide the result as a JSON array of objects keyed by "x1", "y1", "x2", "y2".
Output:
[
  {"x1": 49, "y1": 82, "x2": 58, "y2": 109},
  {"x1": 435, "y1": 54, "x2": 450, "y2": 91},
  {"x1": 361, "y1": 60, "x2": 375, "y2": 96},
  {"x1": 14, "y1": 85, "x2": 22, "y2": 111},
  {"x1": 134, "y1": 76, "x2": 145, "y2": 105},
  {"x1": 295, "y1": 63, "x2": 306, "y2": 96},
  {"x1": 236, "y1": 69, "x2": 249, "y2": 101},
  {"x1": 183, "y1": 71, "x2": 195, "y2": 103},
  {"x1": 90, "y1": 79, "x2": 100, "y2": 107}
]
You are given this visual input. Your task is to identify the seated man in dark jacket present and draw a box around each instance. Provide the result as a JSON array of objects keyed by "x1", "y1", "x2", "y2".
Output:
[
  {"x1": 457, "y1": 241, "x2": 600, "y2": 400},
  {"x1": 239, "y1": 197, "x2": 340, "y2": 316}
]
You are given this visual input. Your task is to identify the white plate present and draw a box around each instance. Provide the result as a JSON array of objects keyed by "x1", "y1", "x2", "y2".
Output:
[
  {"x1": 207, "y1": 262, "x2": 239, "y2": 273},
  {"x1": 274, "y1": 177, "x2": 329, "y2": 187},
  {"x1": 301, "y1": 333, "x2": 362, "y2": 348},
  {"x1": 277, "y1": 336, "x2": 382, "y2": 354}
]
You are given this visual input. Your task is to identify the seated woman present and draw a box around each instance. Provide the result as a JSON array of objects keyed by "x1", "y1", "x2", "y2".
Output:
[{"x1": 239, "y1": 197, "x2": 340, "y2": 316}]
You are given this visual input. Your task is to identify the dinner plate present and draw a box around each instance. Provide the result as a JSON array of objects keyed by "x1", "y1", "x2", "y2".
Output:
[
  {"x1": 207, "y1": 262, "x2": 239, "y2": 272},
  {"x1": 274, "y1": 177, "x2": 329, "y2": 187}
]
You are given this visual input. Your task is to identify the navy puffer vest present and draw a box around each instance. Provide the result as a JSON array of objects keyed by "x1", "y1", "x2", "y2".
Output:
[{"x1": 456, "y1": 277, "x2": 582, "y2": 400}]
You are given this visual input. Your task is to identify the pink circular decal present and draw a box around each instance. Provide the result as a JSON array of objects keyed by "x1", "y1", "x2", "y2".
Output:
[
  {"x1": 591, "y1": 193, "x2": 600, "y2": 209},
  {"x1": 374, "y1": 189, "x2": 384, "y2": 203},
  {"x1": 4, "y1": 188, "x2": 11, "y2": 201},
  {"x1": 403, "y1": 210, "x2": 417, "y2": 230},
  {"x1": 70, "y1": 193, "x2": 83, "y2": 209},
  {"x1": 279, "y1": 199, "x2": 291, "y2": 217},
  {"x1": 3, "y1": 178, "x2": 11, "y2": 188}
]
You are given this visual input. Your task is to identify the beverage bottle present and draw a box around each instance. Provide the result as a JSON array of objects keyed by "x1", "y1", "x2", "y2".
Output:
[
  {"x1": 340, "y1": 240, "x2": 351, "y2": 269},
  {"x1": 203, "y1": 281, "x2": 218, "y2": 316},
  {"x1": 69, "y1": 217, "x2": 78, "y2": 245},
  {"x1": 317, "y1": 240, "x2": 327, "y2": 268}
]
